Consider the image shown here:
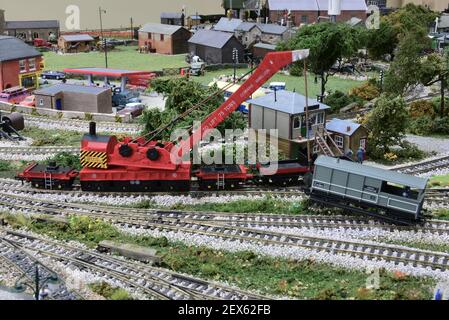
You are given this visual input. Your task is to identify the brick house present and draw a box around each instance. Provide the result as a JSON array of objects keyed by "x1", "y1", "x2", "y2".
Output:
[
  {"x1": 0, "y1": 9, "x2": 59, "y2": 42},
  {"x1": 268, "y1": 0, "x2": 367, "y2": 26},
  {"x1": 235, "y1": 22, "x2": 288, "y2": 47},
  {"x1": 160, "y1": 12, "x2": 185, "y2": 26},
  {"x1": 138, "y1": 23, "x2": 191, "y2": 55},
  {"x1": 0, "y1": 36, "x2": 43, "y2": 91}
]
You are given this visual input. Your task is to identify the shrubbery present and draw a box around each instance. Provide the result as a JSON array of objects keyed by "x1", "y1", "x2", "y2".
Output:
[
  {"x1": 349, "y1": 81, "x2": 380, "y2": 101},
  {"x1": 46, "y1": 152, "x2": 81, "y2": 170},
  {"x1": 324, "y1": 90, "x2": 364, "y2": 113}
]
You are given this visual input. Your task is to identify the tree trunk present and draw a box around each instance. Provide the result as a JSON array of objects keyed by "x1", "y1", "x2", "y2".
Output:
[
  {"x1": 441, "y1": 76, "x2": 445, "y2": 117},
  {"x1": 320, "y1": 71, "x2": 326, "y2": 102}
]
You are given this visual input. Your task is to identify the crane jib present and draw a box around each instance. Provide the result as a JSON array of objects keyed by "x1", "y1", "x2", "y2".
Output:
[{"x1": 176, "y1": 50, "x2": 310, "y2": 159}]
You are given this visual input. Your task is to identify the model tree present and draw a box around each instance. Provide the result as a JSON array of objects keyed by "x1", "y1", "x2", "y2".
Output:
[
  {"x1": 278, "y1": 22, "x2": 363, "y2": 101},
  {"x1": 365, "y1": 95, "x2": 409, "y2": 159}
]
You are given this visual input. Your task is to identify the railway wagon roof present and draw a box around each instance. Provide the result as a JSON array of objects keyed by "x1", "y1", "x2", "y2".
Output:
[{"x1": 314, "y1": 156, "x2": 428, "y2": 190}]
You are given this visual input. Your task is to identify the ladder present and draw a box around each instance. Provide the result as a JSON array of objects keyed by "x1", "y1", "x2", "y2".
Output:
[
  {"x1": 314, "y1": 129, "x2": 344, "y2": 158},
  {"x1": 44, "y1": 172, "x2": 53, "y2": 190},
  {"x1": 217, "y1": 174, "x2": 225, "y2": 190}
]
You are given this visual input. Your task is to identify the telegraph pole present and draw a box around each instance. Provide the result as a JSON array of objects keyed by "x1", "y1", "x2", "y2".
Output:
[
  {"x1": 99, "y1": 7, "x2": 108, "y2": 68},
  {"x1": 304, "y1": 59, "x2": 311, "y2": 165},
  {"x1": 130, "y1": 17, "x2": 134, "y2": 40}
]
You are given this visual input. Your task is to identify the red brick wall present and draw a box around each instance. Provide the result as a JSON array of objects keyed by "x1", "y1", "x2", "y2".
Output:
[
  {"x1": 0, "y1": 57, "x2": 42, "y2": 91},
  {"x1": 336, "y1": 11, "x2": 367, "y2": 22},
  {"x1": 138, "y1": 32, "x2": 173, "y2": 54}
]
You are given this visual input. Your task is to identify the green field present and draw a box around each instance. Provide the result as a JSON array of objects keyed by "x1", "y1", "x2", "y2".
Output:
[
  {"x1": 192, "y1": 68, "x2": 367, "y2": 97},
  {"x1": 43, "y1": 46, "x2": 188, "y2": 71}
]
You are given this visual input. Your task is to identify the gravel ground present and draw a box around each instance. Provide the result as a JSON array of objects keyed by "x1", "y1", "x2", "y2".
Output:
[
  {"x1": 121, "y1": 226, "x2": 449, "y2": 281},
  {"x1": 0, "y1": 138, "x2": 33, "y2": 148},
  {"x1": 405, "y1": 135, "x2": 449, "y2": 154}
]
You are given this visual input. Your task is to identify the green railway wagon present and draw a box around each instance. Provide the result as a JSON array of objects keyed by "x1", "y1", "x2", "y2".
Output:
[{"x1": 310, "y1": 156, "x2": 429, "y2": 224}]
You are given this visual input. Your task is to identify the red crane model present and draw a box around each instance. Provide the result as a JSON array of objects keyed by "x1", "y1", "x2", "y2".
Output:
[{"x1": 19, "y1": 50, "x2": 311, "y2": 191}]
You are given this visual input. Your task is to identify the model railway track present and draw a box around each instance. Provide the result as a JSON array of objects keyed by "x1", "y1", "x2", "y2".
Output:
[
  {"x1": 393, "y1": 155, "x2": 449, "y2": 175},
  {"x1": 0, "y1": 179, "x2": 305, "y2": 198},
  {"x1": 22, "y1": 115, "x2": 140, "y2": 134},
  {"x1": 0, "y1": 237, "x2": 80, "y2": 300},
  {"x1": 1, "y1": 191, "x2": 448, "y2": 233},
  {"x1": 1, "y1": 229, "x2": 268, "y2": 300},
  {"x1": 0, "y1": 146, "x2": 79, "y2": 156}
]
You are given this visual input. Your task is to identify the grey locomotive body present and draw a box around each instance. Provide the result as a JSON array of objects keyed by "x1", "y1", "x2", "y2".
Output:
[{"x1": 310, "y1": 156, "x2": 428, "y2": 223}]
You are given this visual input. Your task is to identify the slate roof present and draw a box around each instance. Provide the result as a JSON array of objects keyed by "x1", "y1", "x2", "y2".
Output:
[
  {"x1": 139, "y1": 23, "x2": 186, "y2": 35},
  {"x1": 160, "y1": 12, "x2": 184, "y2": 19},
  {"x1": 258, "y1": 23, "x2": 287, "y2": 35},
  {"x1": 316, "y1": 0, "x2": 367, "y2": 11},
  {"x1": 5, "y1": 20, "x2": 59, "y2": 30},
  {"x1": 314, "y1": 156, "x2": 429, "y2": 190},
  {"x1": 268, "y1": 0, "x2": 367, "y2": 11},
  {"x1": 326, "y1": 118, "x2": 362, "y2": 136},
  {"x1": 268, "y1": 0, "x2": 319, "y2": 11},
  {"x1": 214, "y1": 18, "x2": 243, "y2": 32},
  {"x1": 248, "y1": 90, "x2": 330, "y2": 114},
  {"x1": 236, "y1": 22, "x2": 257, "y2": 32},
  {"x1": 0, "y1": 36, "x2": 42, "y2": 62},
  {"x1": 60, "y1": 34, "x2": 94, "y2": 42},
  {"x1": 188, "y1": 30, "x2": 235, "y2": 48},
  {"x1": 253, "y1": 42, "x2": 277, "y2": 50},
  {"x1": 34, "y1": 84, "x2": 110, "y2": 96}
]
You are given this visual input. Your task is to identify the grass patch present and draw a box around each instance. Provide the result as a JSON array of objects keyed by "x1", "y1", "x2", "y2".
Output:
[
  {"x1": 22, "y1": 127, "x2": 83, "y2": 146},
  {"x1": 433, "y1": 209, "x2": 449, "y2": 220},
  {"x1": 428, "y1": 174, "x2": 449, "y2": 188},
  {"x1": 0, "y1": 161, "x2": 29, "y2": 179},
  {"x1": 3, "y1": 213, "x2": 435, "y2": 300},
  {"x1": 134, "y1": 197, "x2": 310, "y2": 215},
  {"x1": 192, "y1": 68, "x2": 369, "y2": 98},
  {"x1": 43, "y1": 46, "x2": 188, "y2": 72},
  {"x1": 89, "y1": 282, "x2": 133, "y2": 300}
]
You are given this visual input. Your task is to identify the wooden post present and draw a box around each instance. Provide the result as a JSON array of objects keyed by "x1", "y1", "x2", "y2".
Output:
[{"x1": 304, "y1": 59, "x2": 311, "y2": 165}]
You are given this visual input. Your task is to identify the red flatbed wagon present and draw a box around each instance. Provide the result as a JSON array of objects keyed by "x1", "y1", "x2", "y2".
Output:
[{"x1": 17, "y1": 162, "x2": 78, "y2": 189}]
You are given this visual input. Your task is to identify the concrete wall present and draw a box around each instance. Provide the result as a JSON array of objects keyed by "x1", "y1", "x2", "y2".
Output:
[
  {"x1": 36, "y1": 90, "x2": 112, "y2": 113},
  {"x1": 0, "y1": 100, "x2": 131, "y2": 122},
  {"x1": 235, "y1": 27, "x2": 262, "y2": 48}
]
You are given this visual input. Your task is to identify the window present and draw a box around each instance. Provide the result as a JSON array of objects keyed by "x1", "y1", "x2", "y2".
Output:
[
  {"x1": 301, "y1": 15, "x2": 308, "y2": 24},
  {"x1": 360, "y1": 138, "x2": 367, "y2": 150},
  {"x1": 39, "y1": 99, "x2": 44, "y2": 106},
  {"x1": 335, "y1": 135, "x2": 344, "y2": 148},
  {"x1": 160, "y1": 34, "x2": 164, "y2": 41},
  {"x1": 316, "y1": 112, "x2": 324, "y2": 124},
  {"x1": 19, "y1": 60, "x2": 26, "y2": 73},
  {"x1": 148, "y1": 33, "x2": 152, "y2": 39},
  {"x1": 381, "y1": 182, "x2": 418, "y2": 200},
  {"x1": 293, "y1": 116, "x2": 301, "y2": 129},
  {"x1": 28, "y1": 59, "x2": 36, "y2": 71},
  {"x1": 33, "y1": 32, "x2": 39, "y2": 39}
]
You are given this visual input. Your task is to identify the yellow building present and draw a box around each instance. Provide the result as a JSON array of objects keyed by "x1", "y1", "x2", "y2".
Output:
[{"x1": 387, "y1": 0, "x2": 449, "y2": 12}]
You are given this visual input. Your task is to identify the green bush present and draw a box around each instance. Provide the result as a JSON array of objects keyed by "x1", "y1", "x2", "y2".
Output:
[
  {"x1": 408, "y1": 116, "x2": 433, "y2": 135},
  {"x1": 349, "y1": 82, "x2": 380, "y2": 101},
  {"x1": 46, "y1": 152, "x2": 81, "y2": 170},
  {"x1": 90, "y1": 282, "x2": 133, "y2": 300},
  {"x1": 432, "y1": 117, "x2": 449, "y2": 134},
  {"x1": 408, "y1": 100, "x2": 435, "y2": 119},
  {"x1": 0, "y1": 161, "x2": 12, "y2": 172},
  {"x1": 324, "y1": 90, "x2": 357, "y2": 113}
]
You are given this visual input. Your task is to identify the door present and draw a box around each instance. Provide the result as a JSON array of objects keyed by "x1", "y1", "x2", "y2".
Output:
[{"x1": 55, "y1": 98, "x2": 62, "y2": 110}]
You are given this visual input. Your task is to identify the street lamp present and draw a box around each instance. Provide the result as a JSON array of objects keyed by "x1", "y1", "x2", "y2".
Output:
[
  {"x1": 99, "y1": 7, "x2": 108, "y2": 68},
  {"x1": 14, "y1": 261, "x2": 60, "y2": 300},
  {"x1": 232, "y1": 48, "x2": 239, "y2": 83}
]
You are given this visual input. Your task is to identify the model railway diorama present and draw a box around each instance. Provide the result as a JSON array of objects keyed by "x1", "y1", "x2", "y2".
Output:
[{"x1": 15, "y1": 50, "x2": 429, "y2": 225}]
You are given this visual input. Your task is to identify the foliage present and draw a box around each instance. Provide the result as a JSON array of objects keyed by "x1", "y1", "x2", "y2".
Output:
[
  {"x1": 140, "y1": 78, "x2": 246, "y2": 141},
  {"x1": 324, "y1": 90, "x2": 363, "y2": 114},
  {"x1": 279, "y1": 22, "x2": 364, "y2": 96},
  {"x1": 349, "y1": 82, "x2": 380, "y2": 101},
  {"x1": 46, "y1": 152, "x2": 81, "y2": 170},
  {"x1": 408, "y1": 100, "x2": 435, "y2": 119},
  {"x1": 365, "y1": 20, "x2": 398, "y2": 59},
  {"x1": 89, "y1": 282, "x2": 133, "y2": 300},
  {"x1": 84, "y1": 113, "x2": 93, "y2": 121},
  {"x1": 365, "y1": 95, "x2": 409, "y2": 158},
  {"x1": 0, "y1": 161, "x2": 12, "y2": 172},
  {"x1": 409, "y1": 116, "x2": 449, "y2": 136},
  {"x1": 23, "y1": 127, "x2": 83, "y2": 146}
]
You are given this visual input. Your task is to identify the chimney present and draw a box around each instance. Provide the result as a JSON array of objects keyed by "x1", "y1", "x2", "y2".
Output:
[
  {"x1": 274, "y1": 87, "x2": 277, "y2": 102},
  {"x1": 346, "y1": 126, "x2": 351, "y2": 132},
  {"x1": 89, "y1": 122, "x2": 97, "y2": 136}
]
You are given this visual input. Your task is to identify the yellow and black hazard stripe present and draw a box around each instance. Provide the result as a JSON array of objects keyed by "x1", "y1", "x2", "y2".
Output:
[{"x1": 80, "y1": 150, "x2": 108, "y2": 169}]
